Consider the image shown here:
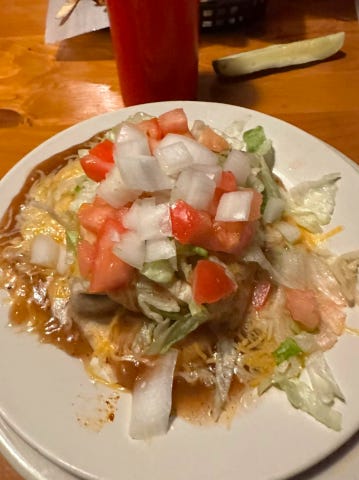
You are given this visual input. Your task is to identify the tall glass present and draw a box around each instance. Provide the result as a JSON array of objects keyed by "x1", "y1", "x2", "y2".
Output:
[{"x1": 106, "y1": 0, "x2": 199, "y2": 106}]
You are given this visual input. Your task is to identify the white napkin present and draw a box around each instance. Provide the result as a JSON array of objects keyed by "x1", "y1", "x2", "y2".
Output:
[{"x1": 45, "y1": 0, "x2": 109, "y2": 44}]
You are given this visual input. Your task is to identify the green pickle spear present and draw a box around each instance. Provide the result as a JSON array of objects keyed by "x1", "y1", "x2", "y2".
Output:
[{"x1": 213, "y1": 32, "x2": 345, "y2": 77}]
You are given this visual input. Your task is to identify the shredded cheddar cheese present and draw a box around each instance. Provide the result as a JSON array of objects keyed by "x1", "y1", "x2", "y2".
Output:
[{"x1": 301, "y1": 225, "x2": 343, "y2": 249}]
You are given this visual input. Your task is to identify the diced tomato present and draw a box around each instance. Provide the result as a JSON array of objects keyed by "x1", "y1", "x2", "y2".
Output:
[
  {"x1": 218, "y1": 171, "x2": 237, "y2": 192},
  {"x1": 89, "y1": 219, "x2": 135, "y2": 293},
  {"x1": 93, "y1": 196, "x2": 111, "y2": 207},
  {"x1": 211, "y1": 188, "x2": 262, "y2": 222},
  {"x1": 136, "y1": 118, "x2": 163, "y2": 140},
  {"x1": 196, "y1": 125, "x2": 230, "y2": 153},
  {"x1": 211, "y1": 220, "x2": 256, "y2": 254},
  {"x1": 316, "y1": 296, "x2": 346, "y2": 350},
  {"x1": 170, "y1": 200, "x2": 256, "y2": 255},
  {"x1": 316, "y1": 294, "x2": 346, "y2": 336},
  {"x1": 92, "y1": 197, "x2": 131, "y2": 216},
  {"x1": 209, "y1": 171, "x2": 238, "y2": 215},
  {"x1": 158, "y1": 108, "x2": 190, "y2": 135},
  {"x1": 252, "y1": 280, "x2": 271, "y2": 310},
  {"x1": 89, "y1": 139, "x2": 115, "y2": 163},
  {"x1": 78, "y1": 203, "x2": 116, "y2": 234},
  {"x1": 78, "y1": 202, "x2": 128, "y2": 235},
  {"x1": 192, "y1": 259, "x2": 237, "y2": 304},
  {"x1": 77, "y1": 240, "x2": 96, "y2": 279},
  {"x1": 246, "y1": 189, "x2": 263, "y2": 221},
  {"x1": 80, "y1": 139, "x2": 115, "y2": 182},
  {"x1": 80, "y1": 154, "x2": 113, "y2": 182},
  {"x1": 285, "y1": 288, "x2": 321, "y2": 330},
  {"x1": 135, "y1": 118, "x2": 164, "y2": 153},
  {"x1": 170, "y1": 200, "x2": 213, "y2": 245}
]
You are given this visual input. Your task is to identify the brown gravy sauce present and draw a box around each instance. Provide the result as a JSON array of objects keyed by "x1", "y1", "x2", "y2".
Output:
[
  {"x1": 0, "y1": 135, "x2": 242, "y2": 425},
  {"x1": 1, "y1": 146, "x2": 81, "y2": 234},
  {"x1": 1, "y1": 139, "x2": 97, "y2": 359}
]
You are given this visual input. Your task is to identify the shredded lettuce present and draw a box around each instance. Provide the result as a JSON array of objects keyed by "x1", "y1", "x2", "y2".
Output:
[
  {"x1": 307, "y1": 253, "x2": 346, "y2": 306},
  {"x1": 167, "y1": 279, "x2": 193, "y2": 305},
  {"x1": 213, "y1": 336, "x2": 237, "y2": 419},
  {"x1": 286, "y1": 173, "x2": 340, "y2": 233},
  {"x1": 136, "y1": 278, "x2": 181, "y2": 322},
  {"x1": 223, "y1": 120, "x2": 246, "y2": 149},
  {"x1": 246, "y1": 172, "x2": 265, "y2": 193},
  {"x1": 178, "y1": 256, "x2": 193, "y2": 282},
  {"x1": 259, "y1": 350, "x2": 344, "y2": 431},
  {"x1": 243, "y1": 126, "x2": 267, "y2": 152},
  {"x1": 176, "y1": 244, "x2": 209, "y2": 258},
  {"x1": 257, "y1": 155, "x2": 281, "y2": 201},
  {"x1": 65, "y1": 230, "x2": 79, "y2": 250},
  {"x1": 141, "y1": 260, "x2": 175, "y2": 284},
  {"x1": 131, "y1": 321, "x2": 156, "y2": 354},
  {"x1": 242, "y1": 244, "x2": 300, "y2": 289},
  {"x1": 276, "y1": 377, "x2": 342, "y2": 431},
  {"x1": 243, "y1": 126, "x2": 275, "y2": 170},
  {"x1": 306, "y1": 351, "x2": 345, "y2": 404},
  {"x1": 146, "y1": 306, "x2": 209, "y2": 355},
  {"x1": 243, "y1": 127, "x2": 280, "y2": 207},
  {"x1": 273, "y1": 338, "x2": 303, "y2": 365},
  {"x1": 269, "y1": 245, "x2": 308, "y2": 289},
  {"x1": 293, "y1": 332, "x2": 319, "y2": 354},
  {"x1": 330, "y1": 251, "x2": 359, "y2": 307}
]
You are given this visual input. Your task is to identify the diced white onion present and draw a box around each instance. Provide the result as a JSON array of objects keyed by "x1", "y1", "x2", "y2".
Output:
[
  {"x1": 30, "y1": 234, "x2": 60, "y2": 268},
  {"x1": 192, "y1": 164, "x2": 222, "y2": 184},
  {"x1": 171, "y1": 167, "x2": 216, "y2": 210},
  {"x1": 129, "y1": 349, "x2": 178, "y2": 440},
  {"x1": 263, "y1": 197, "x2": 286, "y2": 224},
  {"x1": 97, "y1": 166, "x2": 141, "y2": 208},
  {"x1": 143, "y1": 202, "x2": 172, "y2": 239},
  {"x1": 77, "y1": 148, "x2": 90, "y2": 158},
  {"x1": 155, "y1": 141, "x2": 193, "y2": 176},
  {"x1": 119, "y1": 155, "x2": 174, "y2": 192},
  {"x1": 223, "y1": 149, "x2": 251, "y2": 186},
  {"x1": 156, "y1": 133, "x2": 218, "y2": 167},
  {"x1": 113, "y1": 231, "x2": 145, "y2": 269},
  {"x1": 275, "y1": 221, "x2": 301, "y2": 243},
  {"x1": 215, "y1": 190, "x2": 253, "y2": 221},
  {"x1": 123, "y1": 197, "x2": 154, "y2": 231},
  {"x1": 145, "y1": 238, "x2": 176, "y2": 263},
  {"x1": 124, "y1": 198, "x2": 172, "y2": 240},
  {"x1": 114, "y1": 123, "x2": 151, "y2": 159}
]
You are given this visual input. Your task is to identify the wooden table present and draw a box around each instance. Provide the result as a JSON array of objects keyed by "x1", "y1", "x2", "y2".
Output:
[{"x1": 0, "y1": 1, "x2": 358, "y2": 479}]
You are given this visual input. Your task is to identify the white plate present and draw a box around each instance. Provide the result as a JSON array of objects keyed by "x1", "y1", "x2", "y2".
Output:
[
  {"x1": 0, "y1": 416, "x2": 78, "y2": 480},
  {"x1": 0, "y1": 101, "x2": 358, "y2": 480}
]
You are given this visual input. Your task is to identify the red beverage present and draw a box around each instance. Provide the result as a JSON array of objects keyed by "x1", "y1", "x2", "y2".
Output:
[{"x1": 106, "y1": 0, "x2": 199, "y2": 106}]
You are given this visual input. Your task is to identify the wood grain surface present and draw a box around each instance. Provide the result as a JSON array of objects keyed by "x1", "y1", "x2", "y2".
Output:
[{"x1": 0, "y1": 0, "x2": 358, "y2": 479}]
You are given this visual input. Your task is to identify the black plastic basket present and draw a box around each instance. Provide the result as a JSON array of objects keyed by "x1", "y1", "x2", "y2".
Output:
[{"x1": 200, "y1": 0, "x2": 267, "y2": 30}]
